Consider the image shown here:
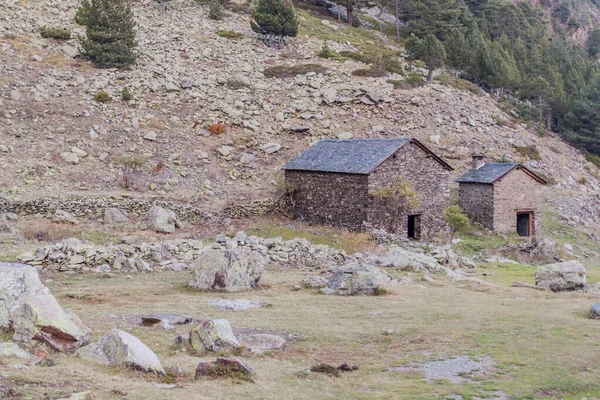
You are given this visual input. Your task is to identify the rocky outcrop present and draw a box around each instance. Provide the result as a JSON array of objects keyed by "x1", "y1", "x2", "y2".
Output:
[
  {"x1": 81, "y1": 329, "x2": 164, "y2": 374},
  {"x1": 0, "y1": 263, "x2": 90, "y2": 352},
  {"x1": 188, "y1": 249, "x2": 266, "y2": 292},
  {"x1": 535, "y1": 260, "x2": 586, "y2": 291}
]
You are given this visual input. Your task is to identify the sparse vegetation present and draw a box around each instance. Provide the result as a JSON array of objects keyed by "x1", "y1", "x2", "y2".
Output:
[
  {"x1": 216, "y1": 30, "x2": 244, "y2": 39},
  {"x1": 114, "y1": 154, "x2": 145, "y2": 190},
  {"x1": 206, "y1": 122, "x2": 227, "y2": 135},
  {"x1": 352, "y1": 68, "x2": 389, "y2": 77},
  {"x1": 263, "y1": 64, "x2": 327, "y2": 78},
  {"x1": 444, "y1": 205, "x2": 471, "y2": 238},
  {"x1": 209, "y1": 0, "x2": 223, "y2": 20},
  {"x1": 436, "y1": 73, "x2": 481, "y2": 95},
  {"x1": 120, "y1": 87, "x2": 133, "y2": 101},
  {"x1": 514, "y1": 145, "x2": 542, "y2": 161},
  {"x1": 371, "y1": 178, "x2": 420, "y2": 233},
  {"x1": 39, "y1": 26, "x2": 71, "y2": 40},
  {"x1": 93, "y1": 90, "x2": 111, "y2": 103},
  {"x1": 317, "y1": 40, "x2": 336, "y2": 59},
  {"x1": 251, "y1": 0, "x2": 298, "y2": 47},
  {"x1": 586, "y1": 152, "x2": 600, "y2": 168}
]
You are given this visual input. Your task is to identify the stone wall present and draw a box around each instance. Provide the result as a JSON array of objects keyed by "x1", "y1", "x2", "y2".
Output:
[
  {"x1": 458, "y1": 183, "x2": 494, "y2": 230},
  {"x1": 367, "y1": 141, "x2": 451, "y2": 239},
  {"x1": 0, "y1": 196, "x2": 275, "y2": 222},
  {"x1": 493, "y1": 168, "x2": 543, "y2": 234},
  {"x1": 285, "y1": 170, "x2": 370, "y2": 231}
]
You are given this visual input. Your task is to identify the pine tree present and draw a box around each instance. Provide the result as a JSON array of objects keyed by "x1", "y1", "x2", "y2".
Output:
[
  {"x1": 76, "y1": 0, "x2": 137, "y2": 69},
  {"x1": 404, "y1": 33, "x2": 422, "y2": 71},
  {"x1": 418, "y1": 33, "x2": 446, "y2": 82},
  {"x1": 251, "y1": 0, "x2": 298, "y2": 47},
  {"x1": 485, "y1": 41, "x2": 520, "y2": 98},
  {"x1": 444, "y1": 28, "x2": 468, "y2": 75},
  {"x1": 587, "y1": 28, "x2": 600, "y2": 57}
]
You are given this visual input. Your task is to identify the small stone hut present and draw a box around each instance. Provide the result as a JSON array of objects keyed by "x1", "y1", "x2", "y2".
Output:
[
  {"x1": 456, "y1": 156, "x2": 547, "y2": 237},
  {"x1": 282, "y1": 138, "x2": 453, "y2": 239}
]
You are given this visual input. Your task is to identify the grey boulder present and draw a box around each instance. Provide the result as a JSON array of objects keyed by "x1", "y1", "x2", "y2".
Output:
[
  {"x1": 143, "y1": 205, "x2": 179, "y2": 233},
  {"x1": 0, "y1": 263, "x2": 90, "y2": 352},
  {"x1": 189, "y1": 249, "x2": 265, "y2": 292},
  {"x1": 326, "y1": 263, "x2": 393, "y2": 295},
  {"x1": 98, "y1": 329, "x2": 164, "y2": 374},
  {"x1": 104, "y1": 208, "x2": 129, "y2": 224},
  {"x1": 535, "y1": 260, "x2": 586, "y2": 292},
  {"x1": 590, "y1": 302, "x2": 600, "y2": 319},
  {"x1": 0, "y1": 342, "x2": 33, "y2": 359},
  {"x1": 189, "y1": 319, "x2": 240, "y2": 354}
]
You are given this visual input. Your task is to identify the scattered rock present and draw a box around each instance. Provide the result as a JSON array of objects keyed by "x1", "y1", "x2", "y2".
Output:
[
  {"x1": 262, "y1": 142, "x2": 281, "y2": 154},
  {"x1": 142, "y1": 205, "x2": 179, "y2": 233},
  {"x1": 535, "y1": 260, "x2": 586, "y2": 291},
  {"x1": 188, "y1": 249, "x2": 266, "y2": 292},
  {"x1": 98, "y1": 329, "x2": 164, "y2": 374},
  {"x1": 590, "y1": 302, "x2": 600, "y2": 319},
  {"x1": 104, "y1": 208, "x2": 129, "y2": 224},
  {"x1": 189, "y1": 319, "x2": 240, "y2": 353},
  {"x1": 53, "y1": 209, "x2": 79, "y2": 224},
  {"x1": 60, "y1": 152, "x2": 80, "y2": 165},
  {"x1": 326, "y1": 263, "x2": 392, "y2": 295},
  {"x1": 195, "y1": 357, "x2": 255, "y2": 380},
  {"x1": 60, "y1": 391, "x2": 93, "y2": 400},
  {"x1": 140, "y1": 313, "x2": 194, "y2": 326},
  {"x1": 237, "y1": 333, "x2": 285, "y2": 354},
  {"x1": 143, "y1": 132, "x2": 158, "y2": 141},
  {"x1": 207, "y1": 299, "x2": 262, "y2": 311}
]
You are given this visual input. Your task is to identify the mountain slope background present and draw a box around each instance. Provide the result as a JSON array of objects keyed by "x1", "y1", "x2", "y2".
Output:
[{"x1": 0, "y1": 0, "x2": 598, "y2": 237}]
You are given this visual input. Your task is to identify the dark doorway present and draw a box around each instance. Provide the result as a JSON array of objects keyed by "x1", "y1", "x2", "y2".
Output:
[
  {"x1": 408, "y1": 215, "x2": 421, "y2": 240},
  {"x1": 516, "y1": 212, "x2": 532, "y2": 237}
]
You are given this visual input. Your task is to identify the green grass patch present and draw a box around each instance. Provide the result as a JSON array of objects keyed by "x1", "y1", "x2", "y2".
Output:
[
  {"x1": 39, "y1": 26, "x2": 71, "y2": 40},
  {"x1": 436, "y1": 73, "x2": 482, "y2": 96},
  {"x1": 216, "y1": 30, "x2": 244, "y2": 39}
]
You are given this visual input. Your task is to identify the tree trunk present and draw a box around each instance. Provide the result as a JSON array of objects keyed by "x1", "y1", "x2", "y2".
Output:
[
  {"x1": 338, "y1": 4, "x2": 341, "y2": 23},
  {"x1": 546, "y1": 109, "x2": 552, "y2": 130},
  {"x1": 395, "y1": 0, "x2": 400, "y2": 42},
  {"x1": 427, "y1": 67, "x2": 434, "y2": 82},
  {"x1": 347, "y1": 5, "x2": 353, "y2": 26}
]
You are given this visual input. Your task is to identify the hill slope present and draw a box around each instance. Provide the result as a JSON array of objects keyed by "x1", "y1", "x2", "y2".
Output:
[{"x1": 0, "y1": 0, "x2": 598, "y2": 233}]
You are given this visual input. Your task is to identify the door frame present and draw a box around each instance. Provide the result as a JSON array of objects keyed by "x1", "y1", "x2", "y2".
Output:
[
  {"x1": 516, "y1": 211, "x2": 534, "y2": 237},
  {"x1": 407, "y1": 214, "x2": 422, "y2": 240}
]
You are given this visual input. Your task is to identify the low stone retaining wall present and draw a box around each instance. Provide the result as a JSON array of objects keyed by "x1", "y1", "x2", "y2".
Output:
[{"x1": 0, "y1": 196, "x2": 275, "y2": 222}]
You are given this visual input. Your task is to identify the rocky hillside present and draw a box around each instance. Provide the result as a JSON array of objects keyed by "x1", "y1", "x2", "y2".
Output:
[{"x1": 0, "y1": 0, "x2": 599, "y2": 232}]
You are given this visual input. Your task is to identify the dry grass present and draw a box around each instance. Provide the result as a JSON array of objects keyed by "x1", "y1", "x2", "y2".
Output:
[
  {"x1": 263, "y1": 64, "x2": 327, "y2": 78},
  {"x1": 3, "y1": 263, "x2": 600, "y2": 398}
]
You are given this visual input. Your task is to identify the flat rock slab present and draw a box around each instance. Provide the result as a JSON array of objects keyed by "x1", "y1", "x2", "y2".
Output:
[
  {"x1": 237, "y1": 333, "x2": 286, "y2": 353},
  {"x1": 207, "y1": 299, "x2": 262, "y2": 311},
  {"x1": 391, "y1": 356, "x2": 495, "y2": 384},
  {"x1": 141, "y1": 313, "x2": 195, "y2": 326},
  {"x1": 535, "y1": 260, "x2": 586, "y2": 292}
]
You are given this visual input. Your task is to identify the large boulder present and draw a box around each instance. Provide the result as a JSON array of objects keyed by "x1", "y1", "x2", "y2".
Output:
[
  {"x1": 590, "y1": 302, "x2": 600, "y2": 319},
  {"x1": 326, "y1": 263, "x2": 393, "y2": 295},
  {"x1": 535, "y1": 260, "x2": 586, "y2": 292},
  {"x1": 104, "y1": 208, "x2": 129, "y2": 224},
  {"x1": 188, "y1": 249, "x2": 265, "y2": 292},
  {"x1": 189, "y1": 319, "x2": 240, "y2": 354},
  {"x1": 98, "y1": 329, "x2": 164, "y2": 374},
  {"x1": 0, "y1": 342, "x2": 33, "y2": 359},
  {"x1": 0, "y1": 263, "x2": 90, "y2": 352},
  {"x1": 142, "y1": 205, "x2": 179, "y2": 233}
]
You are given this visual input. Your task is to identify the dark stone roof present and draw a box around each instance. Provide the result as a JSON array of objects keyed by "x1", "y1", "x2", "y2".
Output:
[
  {"x1": 283, "y1": 138, "x2": 452, "y2": 174},
  {"x1": 456, "y1": 162, "x2": 520, "y2": 183},
  {"x1": 283, "y1": 138, "x2": 412, "y2": 174}
]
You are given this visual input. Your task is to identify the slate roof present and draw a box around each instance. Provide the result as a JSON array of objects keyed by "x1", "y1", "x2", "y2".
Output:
[
  {"x1": 282, "y1": 138, "x2": 452, "y2": 174},
  {"x1": 456, "y1": 162, "x2": 547, "y2": 184}
]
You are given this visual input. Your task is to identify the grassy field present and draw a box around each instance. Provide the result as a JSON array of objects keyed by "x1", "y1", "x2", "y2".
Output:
[{"x1": 4, "y1": 265, "x2": 600, "y2": 399}]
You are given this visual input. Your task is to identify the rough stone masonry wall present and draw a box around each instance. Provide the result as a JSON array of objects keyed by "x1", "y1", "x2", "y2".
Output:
[
  {"x1": 285, "y1": 170, "x2": 370, "y2": 231},
  {"x1": 458, "y1": 183, "x2": 494, "y2": 230},
  {"x1": 493, "y1": 168, "x2": 543, "y2": 234},
  {"x1": 368, "y1": 142, "x2": 451, "y2": 239},
  {"x1": 0, "y1": 196, "x2": 274, "y2": 222}
]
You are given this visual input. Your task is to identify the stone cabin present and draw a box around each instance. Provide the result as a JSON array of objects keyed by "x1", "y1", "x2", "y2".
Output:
[
  {"x1": 282, "y1": 138, "x2": 453, "y2": 239},
  {"x1": 456, "y1": 156, "x2": 547, "y2": 237}
]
